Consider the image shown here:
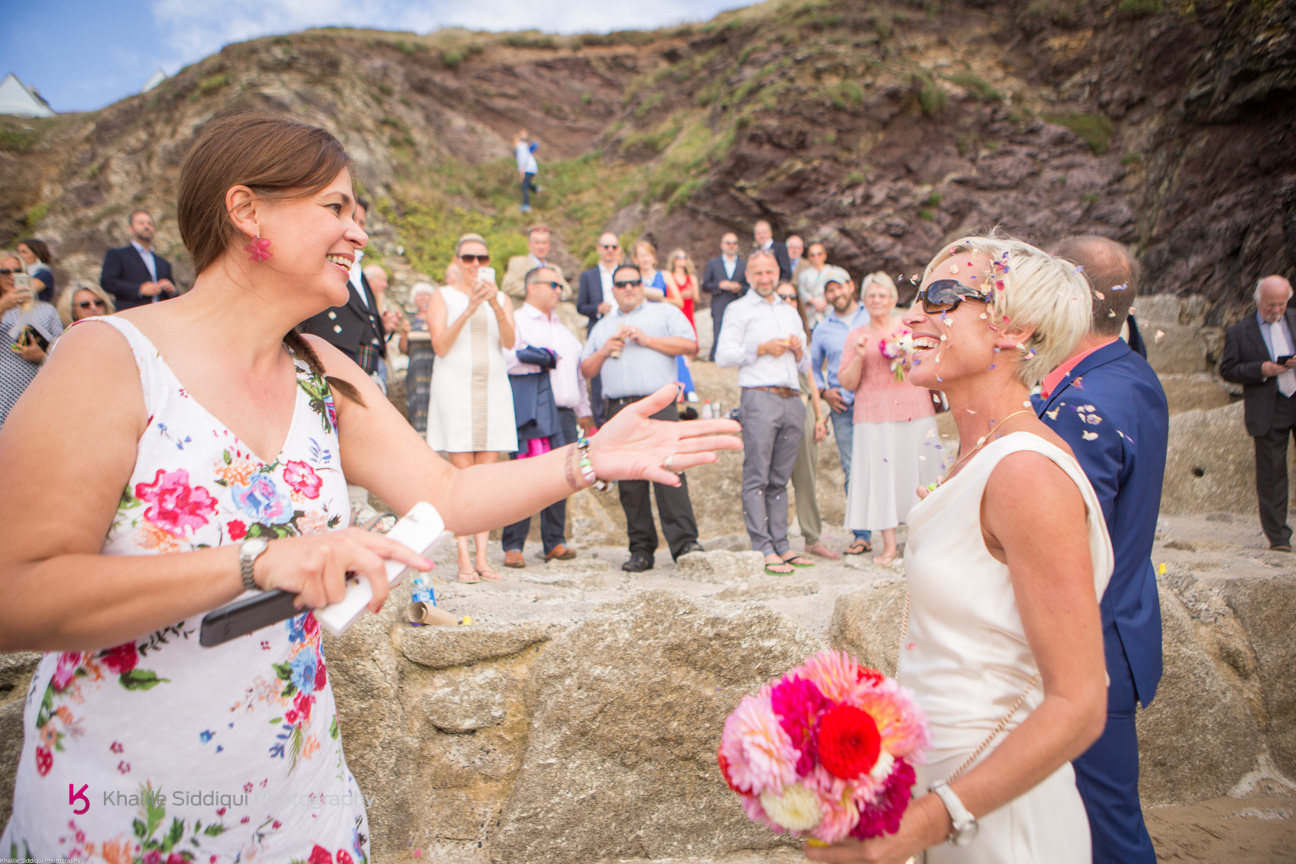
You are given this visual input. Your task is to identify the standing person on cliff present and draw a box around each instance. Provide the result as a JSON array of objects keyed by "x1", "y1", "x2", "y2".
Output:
[
  {"x1": 1036, "y1": 235, "x2": 1168, "y2": 864},
  {"x1": 514, "y1": 128, "x2": 540, "y2": 213},
  {"x1": 100, "y1": 210, "x2": 179, "y2": 310}
]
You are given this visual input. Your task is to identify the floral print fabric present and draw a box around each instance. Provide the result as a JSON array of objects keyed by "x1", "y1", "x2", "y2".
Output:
[{"x1": 2, "y1": 317, "x2": 369, "y2": 863}]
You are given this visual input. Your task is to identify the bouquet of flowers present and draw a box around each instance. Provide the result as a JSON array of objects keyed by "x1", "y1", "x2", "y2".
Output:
[
  {"x1": 717, "y1": 650, "x2": 929, "y2": 844},
  {"x1": 879, "y1": 330, "x2": 915, "y2": 382}
]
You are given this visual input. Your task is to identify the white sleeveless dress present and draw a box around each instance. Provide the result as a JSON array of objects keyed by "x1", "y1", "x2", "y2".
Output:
[
  {"x1": 898, "y1": 433, "x2": 1113, "y2": 864},
  {"x1": 2, "y1": 317, "x2": 371, "y2": 863},
  {"x1": 425, "y1": 287, "x2": 517, "y2": 453}
]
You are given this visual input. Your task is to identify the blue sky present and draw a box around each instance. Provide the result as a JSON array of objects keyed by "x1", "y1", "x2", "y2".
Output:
[{"x1": 4, "y1": 0, "x2": 750, "y2": 114}]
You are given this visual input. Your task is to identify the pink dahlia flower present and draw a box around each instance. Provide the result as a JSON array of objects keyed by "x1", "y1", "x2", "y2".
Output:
[{"x1": 719, "y1": 690, "x2": 799, "y2": 796}]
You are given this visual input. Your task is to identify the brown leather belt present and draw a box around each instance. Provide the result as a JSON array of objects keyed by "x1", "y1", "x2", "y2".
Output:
[{"x1": 744, "y1": 386, "x2": 799, "y2": 398}]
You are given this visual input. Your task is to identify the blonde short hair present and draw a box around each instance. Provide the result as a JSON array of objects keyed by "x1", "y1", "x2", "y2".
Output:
[
  {"x1": 409, "y1": 281, "x2": 437, "y2": 302},
  {"x1": 923, "y1": 232, "x2": 1091, "y2": 387},
  {"x1": 455, "y1": 233, "x2": 487, "y2": 255},
  {"x1": 861, "y1": 271, "x2": 897, "y2": 303},
  {"x1": 56, "y1": 282, "x2": 116, "y2": 326}
]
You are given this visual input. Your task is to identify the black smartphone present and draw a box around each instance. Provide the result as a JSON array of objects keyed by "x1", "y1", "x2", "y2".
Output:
[
  {"x1": 1278, "y1": 354, "x2": 1294, "y2": 365},
  {"x1": 198, "y1": 589, "x2": 301, "y2": 647}
]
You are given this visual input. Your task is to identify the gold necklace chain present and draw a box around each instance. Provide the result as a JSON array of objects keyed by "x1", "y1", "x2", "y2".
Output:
[{"x1": 937, "y1": 408, "x2": 1035, "y2": 487}]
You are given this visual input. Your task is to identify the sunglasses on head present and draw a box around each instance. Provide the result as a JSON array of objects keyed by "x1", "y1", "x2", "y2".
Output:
[
  {"x1": 459, "y1": 254, "x2": 490, "y2": 265},
  {"x1": 917, "y1": 279, "x2": 991, "y2": 313},
  {"x1": 613, "y1": 279, "x2": 641, "y2": 289},
  {"x1": 78, "y1": 299, "x2": 107, "y2": 309}
]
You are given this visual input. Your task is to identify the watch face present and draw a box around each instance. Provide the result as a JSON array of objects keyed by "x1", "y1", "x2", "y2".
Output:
[{"x1": 243, "y1": 537, "x2": 269, "y2": 556}]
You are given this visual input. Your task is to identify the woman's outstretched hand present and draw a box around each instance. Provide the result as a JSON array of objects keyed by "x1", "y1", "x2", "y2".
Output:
[{"x1": 588, "y1": 383, "x2": 742, "y2": 486}]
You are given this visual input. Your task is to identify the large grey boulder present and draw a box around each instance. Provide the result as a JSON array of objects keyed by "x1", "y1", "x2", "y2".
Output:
[
  {"x1": 1215, "y1": 575, "x2": 1296, "y2": 778},
  {"x1": 490, "y1": 591, "x2": 823, "y2": 864},
  {"x1": 1137, "y1": 570, "x2": 1265, "y2": 806},
  {"x1": 826, "y1": 580, "x2": 908, "y2": 677},
  {"x1": 0, "y1": 652, "x2": 42, "y2": 826},
  {"x1": 1160, "y1": 401, "x2": 1295, "y2": 515}
]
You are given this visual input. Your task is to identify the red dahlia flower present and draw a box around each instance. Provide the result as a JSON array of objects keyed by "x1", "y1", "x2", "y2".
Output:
[{"x1": 816, "y1": 704, "x2": 881, "y2": 780}]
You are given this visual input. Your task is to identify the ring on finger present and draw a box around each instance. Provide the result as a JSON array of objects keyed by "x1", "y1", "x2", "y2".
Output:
[{"x1": 662, "y1": 454, "x2": 683, "y2": 474}]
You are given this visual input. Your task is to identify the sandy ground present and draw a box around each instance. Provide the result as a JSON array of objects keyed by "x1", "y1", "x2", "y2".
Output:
[{"x1": 407, "y1": 510, "x2": 1296, "y2": 864}]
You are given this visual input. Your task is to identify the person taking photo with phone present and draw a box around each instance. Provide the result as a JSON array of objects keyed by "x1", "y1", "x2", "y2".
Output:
[{"x1": 0, "y1": 252, "x2": 62, "y2": 429}]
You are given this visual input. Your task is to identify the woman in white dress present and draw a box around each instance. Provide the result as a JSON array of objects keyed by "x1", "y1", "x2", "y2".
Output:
[
  {"x1": 838, "y1": 272, "x2": 940, "y2": 566},
  {"x1": 426, "y1": 234, "x2": 518, "y2": 582},
  {"x1": 806, "y1": 234, "x2": 1112, "y2": 864}
]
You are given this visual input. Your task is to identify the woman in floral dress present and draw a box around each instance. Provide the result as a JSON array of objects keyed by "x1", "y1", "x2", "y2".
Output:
[{"x1": 0, "y1": 114, "x2": 741, "y2": 861}]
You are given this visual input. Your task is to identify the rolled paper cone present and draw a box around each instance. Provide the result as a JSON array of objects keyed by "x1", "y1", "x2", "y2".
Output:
[{"x1": 406, "y1": 602, "x2": 458, "y2": 626}]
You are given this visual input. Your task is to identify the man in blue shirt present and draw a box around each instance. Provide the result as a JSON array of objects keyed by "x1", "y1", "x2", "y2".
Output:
[
  {"x1": 580, "y1": 264, "x2": 704, "y2": 572},
  {"x1": 808, "y1": 272, "x2": 873, "y2": 554}
]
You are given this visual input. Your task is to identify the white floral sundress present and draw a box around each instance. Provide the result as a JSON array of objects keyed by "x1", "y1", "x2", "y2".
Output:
[{"x1": 3, "y1": 317, "x2": 370, "y2": 864}]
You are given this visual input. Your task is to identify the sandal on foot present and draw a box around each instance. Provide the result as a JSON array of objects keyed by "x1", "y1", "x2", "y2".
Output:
[
  {"x1": 780, "y1": 555, "x2": 816, "y2": 568},
  {"x1": 873, "y1": 552, "x2": 897, "y2": 567},
  {"x1": 844, "y1": 539, "x2": 872, "y2": 555},
  {"x1": 764, "y1": 562, "x2": 795, "y2": 576},
  {"x1": 476, "y1": 565, "x2": 503, "y2": 581},
  {"x1": 457, "y1": 569, "x2": 481, "y2": 584}
]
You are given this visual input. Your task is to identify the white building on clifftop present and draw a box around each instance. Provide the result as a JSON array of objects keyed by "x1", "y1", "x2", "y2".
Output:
[{"x1": 0, "y1": 73, "x2": 53, "y2": 117}]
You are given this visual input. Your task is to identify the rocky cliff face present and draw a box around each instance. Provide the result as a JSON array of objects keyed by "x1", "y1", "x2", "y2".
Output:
[{"x1": 0, "y1": 0, "x2": 1291, "y2": 318}]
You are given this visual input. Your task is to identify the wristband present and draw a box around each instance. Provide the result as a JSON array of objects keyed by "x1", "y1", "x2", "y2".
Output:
[{"x1": 576, "y1": 436, "x2": 612, "y2": 491}]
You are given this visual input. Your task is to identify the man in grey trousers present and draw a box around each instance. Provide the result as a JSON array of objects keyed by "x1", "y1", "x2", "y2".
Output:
[{"x1": 715, "y1": 249, "x2": 813, "y2": 575}]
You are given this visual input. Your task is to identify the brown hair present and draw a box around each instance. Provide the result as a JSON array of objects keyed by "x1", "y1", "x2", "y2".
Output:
[
  {"x1": 178, "y1": 113, "x2": 362, "y2": 404},
  {"x1": 19, "y1": 238, "x2": 51, "y2": 264}
]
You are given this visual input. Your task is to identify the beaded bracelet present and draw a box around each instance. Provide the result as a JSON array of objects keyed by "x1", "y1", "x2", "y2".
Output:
[{"x1": 575, "y1": 435, "x2": 612, "y2": 491}]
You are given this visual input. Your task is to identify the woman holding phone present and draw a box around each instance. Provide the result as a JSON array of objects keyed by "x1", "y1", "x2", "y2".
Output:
[
  {"x1": 0, "y1": 252, "x2": 62, "y2": 429},
  {"x1": 0, "y1": 114, "x2": 740, "y2": 856},
  {"x1": 425, "y1": 234, "x2": 519, "y2": 581}
]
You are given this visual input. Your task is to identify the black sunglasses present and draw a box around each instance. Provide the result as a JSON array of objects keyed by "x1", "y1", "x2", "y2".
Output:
[
  {"x1": 917, "y1": 279, "x2": 991, "y2": 314},
  {"x1": 613, "y1": 279, "x2": 642, "y2": 289},
  {"x1": 536, "y1": 281, "x2": 563, "y2": 291},
  {"x1": 600, "y1": 243, "x2": 619, "y2": 249},
  {"x1": 78, "y1": 299, "x2": 107, "y2": 309},
  {"x1": 459, "y1": 254, "x2": 490, "y2": 265},
  {"x1": 776, "y1": 293, "x2": 797, "y2": 301},
  {"x1": 0, "y1": 269, "x2": 13, "y2": 276}
]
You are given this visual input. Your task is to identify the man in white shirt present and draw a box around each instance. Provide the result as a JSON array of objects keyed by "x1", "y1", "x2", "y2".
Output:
[
  {"x1": 715, "y1": 249, "x2": 812, "y2": 574},
  {"x1": 502, "y1": 267, "x2": 593, "y2": 567},
  {"x1": 581, "y1": 264, "x2": 704, "y2": 572},
  {"x1": 502, "y1": 224, "x2": 571, "y2": 304}
]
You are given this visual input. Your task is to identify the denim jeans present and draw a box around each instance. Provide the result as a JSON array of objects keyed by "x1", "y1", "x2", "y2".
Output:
[{"x1": 830, "y1": 406, "x2": 871, "y2": 542}]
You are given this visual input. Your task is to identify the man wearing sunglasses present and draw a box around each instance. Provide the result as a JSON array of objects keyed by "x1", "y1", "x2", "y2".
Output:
[
  {"x1": 715, "y1": 249, "x2": 813, "y2": 575},
  {"x1": 502, "y1": 224, "x2": 570, "y2": 306},
  {"x1": 580, "y1": 264, "x2": 704, "y2": 572},
  {"x1": 577, "y1": 232, "x2": 622, "y2": 425},
  {"x1": 502, "y1": 267, "x2": 593, "y2": 568},
  {"x1": 1034, "y1": 235, "x2": 1168, "y2": 864}
]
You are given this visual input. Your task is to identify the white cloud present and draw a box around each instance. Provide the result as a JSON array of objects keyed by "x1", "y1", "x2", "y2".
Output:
[{"x1": 150, "y1": 0, "x2": 746, "y2": 76}]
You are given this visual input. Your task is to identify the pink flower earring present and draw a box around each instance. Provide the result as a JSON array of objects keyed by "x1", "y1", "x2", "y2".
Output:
[{"x1": 245, "y1": 227, "x2": 272, "y2": 263}]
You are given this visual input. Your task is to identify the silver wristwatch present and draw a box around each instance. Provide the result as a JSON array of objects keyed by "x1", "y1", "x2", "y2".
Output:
[
  {"x1": 239, "y1": 536, "x2": 270, "y2": 592},
  {"x1": 929, "y1": 779, "x2": 979, "y2": 847}
]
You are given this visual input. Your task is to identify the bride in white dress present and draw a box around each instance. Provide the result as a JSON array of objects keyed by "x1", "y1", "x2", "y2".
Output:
[{"x1": 807, "y1": 234, "x2": 1113, "y2": 864}]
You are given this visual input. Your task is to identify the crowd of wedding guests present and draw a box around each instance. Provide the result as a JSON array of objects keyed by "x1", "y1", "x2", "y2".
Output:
[{"x1": 12, "y1": 169, "x2": 1292, "y2": 863}]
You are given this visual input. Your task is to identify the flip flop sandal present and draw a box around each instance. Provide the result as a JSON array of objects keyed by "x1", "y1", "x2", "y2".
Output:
[
  {"x1": 764, "y1": 563, "x2": 795, "y2": 576},
  {"x1": 457, "y1": 569, "x2": 481, "y2": 584},
  {"x1": 476, "y1": 566, "x2": 503, "y2": 582},
  {"x1": 844, "y1": 540, "x2": 872, "y2": 555},
  {"x1": 781, "y1": 555, "x2": 816, "y2": 568}
]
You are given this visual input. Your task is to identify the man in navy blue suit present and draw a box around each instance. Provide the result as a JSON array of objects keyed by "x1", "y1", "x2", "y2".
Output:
[
  {"x1": 100, "y1": 210, "x2": 177, "y2": 310},
  {"x1": 1035, "y1": 236, "x2": 1167, "y2": 864}
]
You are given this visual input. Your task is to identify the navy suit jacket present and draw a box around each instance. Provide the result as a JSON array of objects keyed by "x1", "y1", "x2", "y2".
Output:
[
  {"x1": 1220, "y1": 310, "x2": 1296, "y2": 437},
  {"x1": 100, "y1": 245, "x2": 174, "y2": 311},
  {"x1": 298, "y1": 273, "x2": 386, "y2": 374},
  {"x1": 576, "y1": 267, "x2": 607, "y2": 335},
  {"x1": 701, "y1": 256, "x2": 748, "y2": 299},
  {"x1": 1034, "y1": 339, "x2": 1168, "y2": 707}
]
